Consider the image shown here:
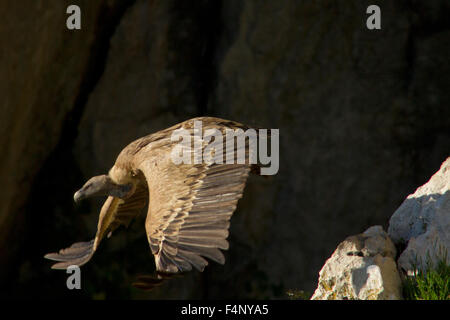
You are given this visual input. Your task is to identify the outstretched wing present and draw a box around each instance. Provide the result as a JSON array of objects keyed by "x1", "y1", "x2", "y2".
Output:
[
  {"x1": 141, "y1": 149, "x2": 251, "y2": 273},
  {"x1": 44, "y1": 184, "x2": 148, "y2": 269}
]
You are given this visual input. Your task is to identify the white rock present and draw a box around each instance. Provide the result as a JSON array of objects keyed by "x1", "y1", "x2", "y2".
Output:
[
  {"x1": 311, "y1": 226, "x2": 402, "y2": 300},
  {"x1": 388, "y1": 157, "x2": 450, "y2": 274}
]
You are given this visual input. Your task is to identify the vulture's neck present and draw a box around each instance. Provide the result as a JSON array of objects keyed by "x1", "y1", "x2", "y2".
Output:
[{"x1": 109, "y1": 165, "x2": 134, "y2": 185}]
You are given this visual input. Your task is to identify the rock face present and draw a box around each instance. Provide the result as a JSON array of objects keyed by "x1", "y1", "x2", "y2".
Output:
[
  {"x1": 311, "y1": 226, "x2": 403, "y2": 300},
  {"x1": 0, "y1": 0, "x2": 126, "y2": 284},
  {"x1": 388, "y1": 158, "x2": 450, "y2": 274}
]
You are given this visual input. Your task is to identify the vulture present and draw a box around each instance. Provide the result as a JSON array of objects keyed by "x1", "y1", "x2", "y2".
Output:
[{"x1": 45, "y1": 117, "x2": 266, "y2": 287}]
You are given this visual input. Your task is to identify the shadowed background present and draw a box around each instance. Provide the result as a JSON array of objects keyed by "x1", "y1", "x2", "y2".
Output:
[{"x1": 0, "y1": 0, "x2": 449, "y2": 299}]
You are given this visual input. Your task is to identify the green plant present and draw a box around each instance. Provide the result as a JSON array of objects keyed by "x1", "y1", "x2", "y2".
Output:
[{"x1": 403, "y1": 252, "x2": 449, "y2": 300}]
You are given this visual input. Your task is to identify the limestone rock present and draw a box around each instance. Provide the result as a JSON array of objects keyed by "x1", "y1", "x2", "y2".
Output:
[
  {"x1": 311, "y1": 226, "x2": 402, "y2": 300},
  {"x1": 388, "y1": 158, "x2": 450, "y2": 274}
]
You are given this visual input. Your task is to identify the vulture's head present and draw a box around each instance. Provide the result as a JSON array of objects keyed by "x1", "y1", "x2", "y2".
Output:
[{"x1": 74, "y1": 174, "x2": 133, "y2": 202}]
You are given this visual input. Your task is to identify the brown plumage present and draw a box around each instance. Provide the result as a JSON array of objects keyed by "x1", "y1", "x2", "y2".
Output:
[{"x1": 45, "y1": 117, "x2": 263, "y2": 281}]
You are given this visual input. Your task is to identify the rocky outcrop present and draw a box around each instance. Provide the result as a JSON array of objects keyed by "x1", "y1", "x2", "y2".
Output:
[
  {"x1": 388, "y1": 157, "x2": 450, "y2": 275},
  {"x1": 312, "y1": 157, "x2": 450, "y2": 300},
  {"x1": 311, "y1": 226, "x2": 402, "y2": 300}
]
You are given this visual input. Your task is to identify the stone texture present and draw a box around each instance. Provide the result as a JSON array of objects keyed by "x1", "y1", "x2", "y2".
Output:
[
  {"x1": 311, "y1": 226, "x2": 402, "y2": 300},
  {"x1": 0, "y1": 0, "x2": 118, "y2": 284},
  {"x1": 388, "y1": 158, "x2": 450, "y2": 274}
]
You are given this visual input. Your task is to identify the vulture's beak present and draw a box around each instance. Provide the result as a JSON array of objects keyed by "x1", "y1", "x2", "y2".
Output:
[
  {"x1": 73, "y1": 189, "x2": 85, "y2": 203},
  {"x1": 73, "y1": 174, "x2": 110, "y2": 203}
]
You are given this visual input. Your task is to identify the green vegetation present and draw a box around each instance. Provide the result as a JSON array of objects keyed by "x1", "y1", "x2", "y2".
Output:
[{"x1": 403, "y1": 253, "x2": 449, "y2": 300}]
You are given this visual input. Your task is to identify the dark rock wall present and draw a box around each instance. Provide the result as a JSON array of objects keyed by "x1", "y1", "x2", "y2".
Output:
[
  {"x1": 0, "y1": 0, "x2": 119, "y2": 288},
  {"x1": 1, "y1": 0, "x2": 449, "y2": 299}
]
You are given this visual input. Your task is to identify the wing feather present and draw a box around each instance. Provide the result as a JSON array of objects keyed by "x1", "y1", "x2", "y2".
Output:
[
  {"x1": 142, "y1": 158, "x2": 250, "y2": 273},
  {"x1": 44, "y1": 184, "x2": 148, "y2": 269}
]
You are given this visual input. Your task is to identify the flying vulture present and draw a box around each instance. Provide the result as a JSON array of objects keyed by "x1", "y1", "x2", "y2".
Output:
[{"x1": 45, "y1": 117, "x2": 266, "y2": 286}]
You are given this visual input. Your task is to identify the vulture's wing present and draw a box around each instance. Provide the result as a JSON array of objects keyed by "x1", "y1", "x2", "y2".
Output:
[
  {"x1": 141, "y1": 155, "x2": 251, "y2": 273},
  {"x1": 44, "y1": 184, "x2": 148, "y2": 269}
]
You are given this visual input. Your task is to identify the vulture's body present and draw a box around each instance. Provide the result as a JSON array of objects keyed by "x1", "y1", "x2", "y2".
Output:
[{"x1": 45, "y1": 117, "x2": 263, "y2": 282}]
